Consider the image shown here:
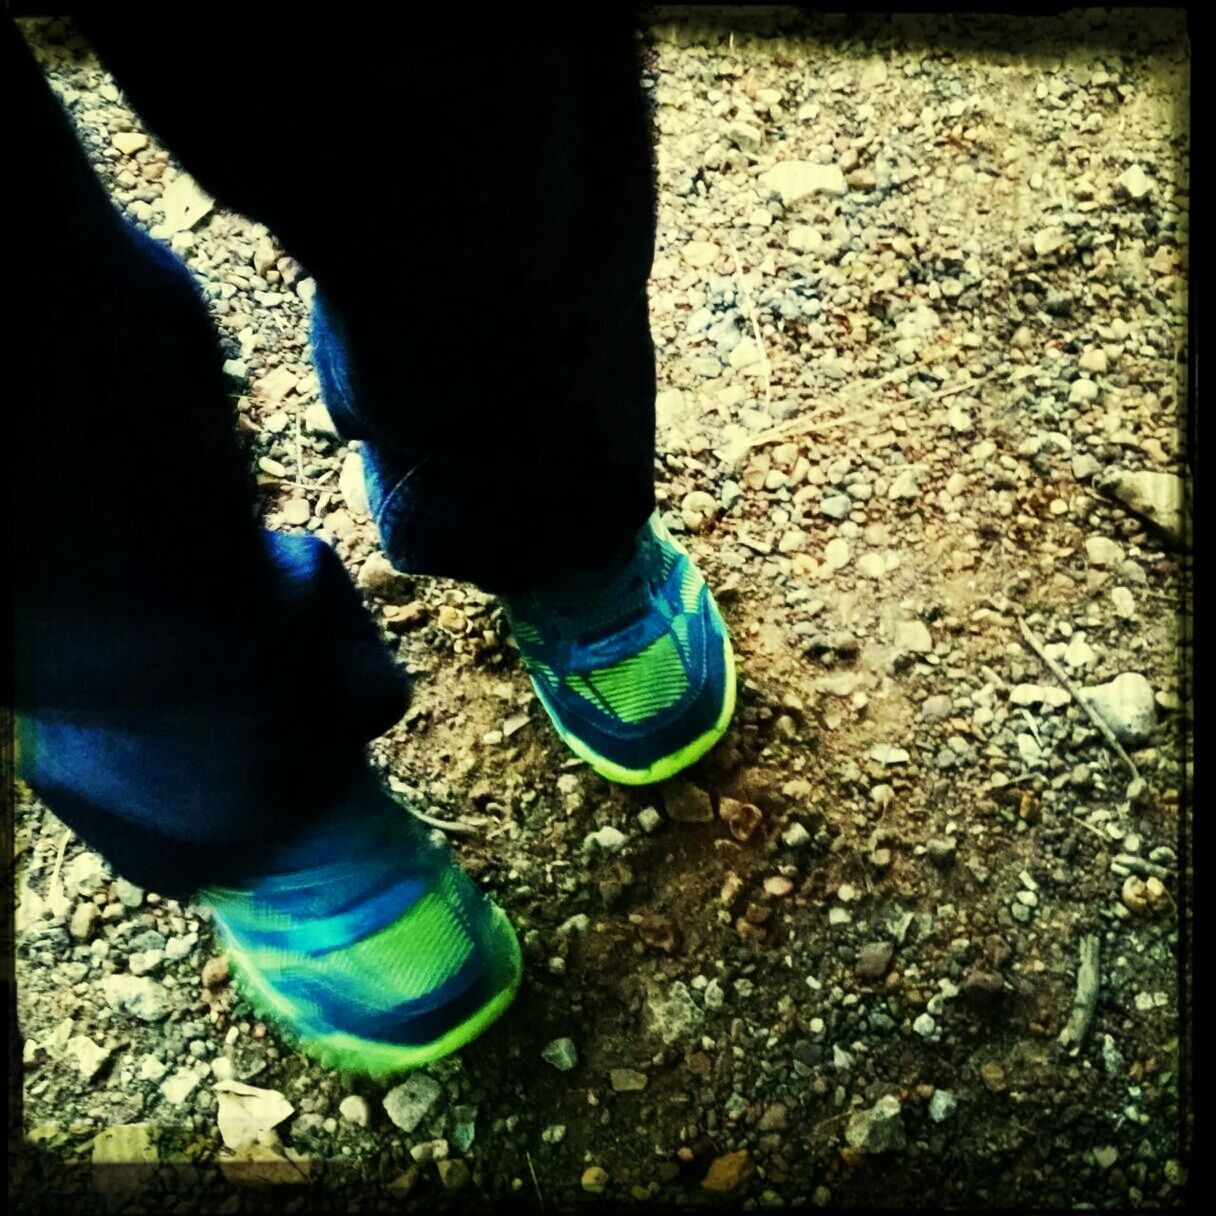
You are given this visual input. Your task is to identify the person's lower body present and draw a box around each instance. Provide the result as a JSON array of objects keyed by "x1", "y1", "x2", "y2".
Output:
[{"x1": 10, "y1": 14, "x2": 732, "y2": 1070}]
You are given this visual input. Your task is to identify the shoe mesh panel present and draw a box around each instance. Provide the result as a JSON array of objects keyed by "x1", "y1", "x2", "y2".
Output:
[
  {"x1": 566, "y1": 632, "x2": 690, "y2": 725},
  {"x1": 210, "y1": 867, "x2": 476, "y2": 1037},
  {"x1": 679, "y1": 563, "x2": 702, "y2": 612}
]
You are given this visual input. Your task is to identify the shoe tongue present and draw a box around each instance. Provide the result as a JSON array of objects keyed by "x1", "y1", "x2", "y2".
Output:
[{"x1": 533, "y1": 531, "x2": 659, "y2": 636}]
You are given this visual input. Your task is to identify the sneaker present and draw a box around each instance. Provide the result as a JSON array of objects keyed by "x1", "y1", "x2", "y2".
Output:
[
  {"x1": 500, "y1": 514, "x2": 736, "y2": 785},
  {"x1": 198, "y1": 774, "x2": 521, "y2": 1078}
]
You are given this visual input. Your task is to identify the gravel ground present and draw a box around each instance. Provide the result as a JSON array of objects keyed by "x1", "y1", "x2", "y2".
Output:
[{"x1": 12, "y1": 9, "x2": 1192, "y2": 1212}]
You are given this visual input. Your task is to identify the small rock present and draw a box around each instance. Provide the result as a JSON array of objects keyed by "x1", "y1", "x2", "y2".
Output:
[
  {"x1": 869, "y1": 744, "x2": 910, "y2": 765},
  {"x1": 66, "y1": 1035, "x2": 111, "y2": 1082},
  {"x1": 541, "y1": 1038, "x2": 578, "y2": 1072},
  {"x1": 1111, "y1": 586, "x2": 1136, "y2": 619},
  {"x1": 436, "y1": 1159, "x2": 470, "y2": 1191},
  {"x1": 927, "y1": 838, "x2": 959, "y2": 872},
  {"x1": 913, "y1": 1013, "x2": 937, "y2": 1038},
  {"x1": 69, "y1": 902, "x2": 99, "y2": 942},
  {"x1": 824, "y1": 538, "x2": 850, "y2": 570},
  {"x1": 112, "y1": 131, "x2": 149, "y2": 155},
  {"x1": 582, "y1": 1166, "x2": 609, "y2": 1195},
  {"x1": 1117, "y1": 164, "x2": 1153, "y2": 199},
  {"x1": 1085, "y1": 536, "x2": 1124, "y2": 567},
  {"x1": 1094, "y1": 1145, "x2": 1119, "y2": 1170},
  {"x1": 855, "y1": 941, "x2": 895, "y2": 980},
  {"x1": 1069, "y1": 378, "x2": 1100, "y2": 404},
  {"x1": 338, "y1": 450, "x2": 370, "y2": 519},
  {"x1": 161, "y1": 1068, "x2": 200, "y2": 1106},
  {"x1": 303, "y1": 401, "x2": 339, "y2": 438},
  {"x1": 788, "y1": 225, "x2": 823, "y2": 253},
  {"x1": 702, "y1": 1150, "x2": 753, "y2": 1195},
  {"x1": 383, "y1": 1074, "x2": 443, "y2": 1133},
  {"x1": 638, "y1": 807, "x2": 663, "y2": 834},
  {"x1": 857, "y1": 552, "x2": 885, "y2": 579},
  {"x1": 819, "y1": 494, "x2": 852, "y2": 520},
  {"x1": 928, "y1": 1089, "x2": 956, "y2": 1123},
  {"x1": 202, "y1": 956, "x2": 230, "y2": 988},
  {"x1": 1033, "y1": 228, "x2": 1067, "y2": 257},
  {"x1": 114, "y1": 879, "x2": 144, "y2": 908},
  {"x1": 1080, "y1": 673, "x2": 1157, "y2": 745},
  {"x1": 682, "y1": 241, "x2": 720, "y2": 268},
  {"x1": 339, "y1": 1095, "x2": 369, "y2": 1128},
  {"x1": 63, "y1": 852, "x2": 108, "y2": 898},
  {"x1": 895, "y1": 621, "x2": 933, "y2": 653},
  {"x1": 758, "y1": 161, "x2": 846, "y2": 203},
  {"x1": 782, "y1": 822, "x2": 811, "y2": 849},
  {"x1": 100, "y1": 975, "x2": 170, "y2": 1023},
  {"x1": 609, "y1": 1068, "x2": 649, "y2": 1092},
  {"x1": 845, "y1": 1095, "x2": 906, "y2": 1153},
  {"x1": 585, "y1": 825, "x2": 627, "y2": 853}
]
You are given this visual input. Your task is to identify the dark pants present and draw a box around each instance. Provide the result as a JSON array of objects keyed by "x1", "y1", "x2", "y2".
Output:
[{"x1": 9, "y1": 17, "x2": 658, "y2": 898}]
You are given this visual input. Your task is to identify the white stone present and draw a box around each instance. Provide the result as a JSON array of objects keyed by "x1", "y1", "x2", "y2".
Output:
[
  {"x1": 161, "y1": 1069, "x2": 200, "y2": 1105},
  {"x1": 1118, "y1": 164, "x2": 1153, "y2": 199},
  {"x1": 895, "y1": 621, "x2": 933, "y2": 653},
  {"x1": 788, "y1": 225, "x2": 823, "y2": 253},
  {"x1": 1085, "y1": 536, "x2": 1124, "y2": 567},
  {"x1": 758, "y1": 161, "x2": 847, "y2": 204},
  {"x1": 1081, "y1": 673, "x2": 1157, "y2": 745}
]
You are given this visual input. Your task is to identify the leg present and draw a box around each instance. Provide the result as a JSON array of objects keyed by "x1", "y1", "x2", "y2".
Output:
[
  {"x1": 77, "y1": 15, "x2": 736, "y2": 786},
  {"x1": 79, "y1": 14, "x2": 659, "y2": 593}
]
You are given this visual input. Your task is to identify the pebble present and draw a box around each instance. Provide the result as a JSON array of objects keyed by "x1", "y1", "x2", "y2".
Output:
[
  {"x1": 702, "y1": 1150, "x2": 753, "y2": 1194},
  {"x1": 1069, "y1": 378, "x2": 1100, "y2": 404},
  {"x1": 339, "y1": 1095, "x2": 369, "y2": 1128},
  {"x1": 383, "y1": 1074, "x2": 443, "y2": 1133},
  {"x1": 582, "y1": 1166, "x2": 609, "y2": 1194},
  {"x1": 782, "y1": 822, "x2": 811, "y2": 849},
  {"x1": 338, "y1": 450, "x2": 370, "y2": 518},
  {"x1": 100, "y1": 975, "x2": 171, "y2": 1022},
  {"x1": 69, "y1": 902, "x2": 98, "y2": 942},
  {"x1": 682, "y1": 241, "x2": 720, "y2": 268},
  {"x1": 869, "y1": 744, "x2": 910, "y2": 765},
  {"x1": 280, "y1": 498, "x2": 310, "y2": 526},
  {"x1": 819, "y1": 494, "x2": 852, "y2": 520},
  {"x1": 202, "y1": 956, "x2": 230, "y2": 988},
  {"x1": 857, "y1": 552, "x2": 885, "y2": 578},
  {"x1": 1117, "y1": 164, "x2": 1153, "y2": 199},
  {"x1": 1111, "y1": 586, "x2": 1136, "y2": 619},
  {"x1": 913, "y1": 1013, "x2": 937, "y2": 1038},
  {"x1": 66, "y1": 1035, "x2": 111, "y2": 1082},
  {"x1": 115, "y1": 879, "x2": 144, "y2": 908},
  {"x1": 63, "y1": 852, "x2": 108, "y2": 898},
  {"x1": 303, "y1": 401, "x2": 339, "y2": 438},
  {"x1": 845, "y1": 1095, "x2": 906, "y2": 1153},
  {"x1": 541, "y1": 1038, "x2": 578, "y2": 1072},
  {"x1": 1080, "y1": 673, "x2": 1157, "y2": 745},
  {"x1": 788, "y1": 225, "x2": 823, "y2": 253},
  {"x1": 927, "y1": 837, "x2": 957, "y2": 868},
  {"x1": 928, "y1": 1089, "x2": 957, "y2": 1123},
  {"x1": 585, "y1": 825, "x2": 627, "y2": 853},
  {"x1": 161, "y1": 1069, "x2": 201, "y2": 1105},
  {"x1": 609, "y1": 1068, "x2": 649, "y2": 1092},
  {"x1": 1085, "y1": 536, "x2": 1124, "y2": 567},
  {"x1": 638, "y1": 807, "x2": 663, "y2": 834},
  {"x1": 855, "y1": 941, "x2": 895, "y2": 980},
  {"x1": 758, "y1": 160, "x2": 847, "y2": 203},
  {"x1": 888, "y1": 469, "x2": 919, "y2": 500},
  {"x1": 138, "y1": 1055, "x2": 168, "y2": 1081},
  {"x1": 112, "y1": 131, "x2": 149, "y2": 155},
  {"x1": 896, "y1": 621, "x2": 933, "y2": 653},
  {"x1": 823, "y1": 538, "x2": 851, "y2": 569}
]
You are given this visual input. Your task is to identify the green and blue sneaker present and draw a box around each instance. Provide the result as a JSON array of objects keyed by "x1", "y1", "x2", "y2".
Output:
[
  {"x1": 198, "y1": 773, "x2": 521, "y2": 1078},
  {"x1": 500, "y1": 514, "x2": 736, "y2": 785}
]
